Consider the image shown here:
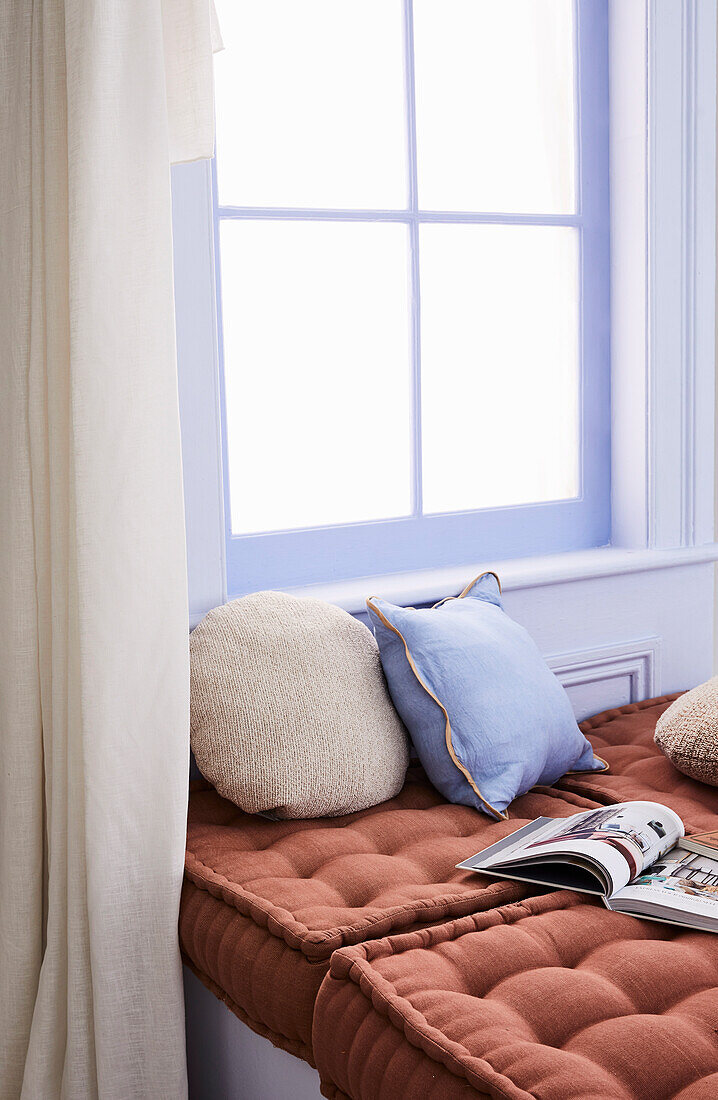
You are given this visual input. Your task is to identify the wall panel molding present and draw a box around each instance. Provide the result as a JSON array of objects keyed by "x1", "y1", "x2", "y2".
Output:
[
  {"x1": 547, "y1": 637, "x2": 661, "y2": 696},
  {"x1": 546, "y1": 636, "x2": 662, "y2": 720}
]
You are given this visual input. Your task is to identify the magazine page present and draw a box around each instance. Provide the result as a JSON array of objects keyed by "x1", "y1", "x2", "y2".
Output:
[
  {"x1": 608, "y1": 847, "x2": 718, "y2": 931},
  {"x1": 511, "y1": 802, "x2": 683, "y2": 895},
  {"x1": 455, "y1": 813, "x2": 614, "y2": 894},
  {"x1": 458, "y1": 802, "x2": 683, "y2": 897},
  {"x1": 456, "y1": 816, "x2": 569, "y2": 872}
]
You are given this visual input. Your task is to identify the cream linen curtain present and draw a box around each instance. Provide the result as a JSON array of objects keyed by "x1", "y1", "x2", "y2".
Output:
[{"x1": 0, "y1": 2, "x2": 219, "y2": 1096}]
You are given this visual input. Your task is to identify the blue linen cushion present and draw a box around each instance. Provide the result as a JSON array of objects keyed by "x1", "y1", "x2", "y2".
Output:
[{"x1": 366, "y1": 572, "x2": 607, "y2": 820}]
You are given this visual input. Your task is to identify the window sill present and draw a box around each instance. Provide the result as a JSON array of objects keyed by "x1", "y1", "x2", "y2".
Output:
[{"x1": 284, "y1": 544, "x2": 718, "y2": 615}]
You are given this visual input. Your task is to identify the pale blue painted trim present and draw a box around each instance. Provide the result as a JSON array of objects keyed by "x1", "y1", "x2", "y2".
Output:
[
  {"x1": 402, "y1": 0, "x2": 423, "y2": 518},
  {"x1": 171, "y1": 160, "x2": 227, "y2": 622},
  {"x1": 285, "y1": 545, "x2": 718, "y2": 617},
  {"x1": 211, "y1": 156, "x2": 238, "y2": 562},
  {"x1": 216, "y1": 0, "x2": 610, "y2": 596},
  {"x1": 228, "y1": 497, "x2": 609, "y2": 592},
  {"x1": 576, "y1": 0, "x2": 611, "y2": 550},
  {"x1": 646, "y1": 0, "x2": 717, "y2": 549},
  {"x1": 217, "y1": 207, "x2": 583, "y2": 226}
]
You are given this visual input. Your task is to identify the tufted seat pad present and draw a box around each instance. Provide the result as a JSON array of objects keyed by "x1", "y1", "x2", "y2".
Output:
[
  {"x1": 559, "y1": 696, "x2": 718, "y2": 830},
  {"x1": 313, "y1": 890, "x2": 718, "y2": 1100},
  {"x1": 181, "y1": 696, "x2": 718, "y2": 1066},
  {"x1": 181, "y1": 773, "x2": 601, "y2": 1062}
]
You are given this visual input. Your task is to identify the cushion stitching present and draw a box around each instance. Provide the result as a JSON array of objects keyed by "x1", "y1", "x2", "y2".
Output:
[
  {"x1": 556, "y1": 1003, "x2": 718, "y2": 1054},
  {"x1": 338, "y1": 893, "x2": 579, "y2": 971},
  {"x1": 185, "y1": 850, "x2": 312, "y2": 938},
  {"x1": 340, "y1": 927, "x2": 540, "y2": 1100},
  {"x1": 329, "y1": 893, "x2": 718, "y2": 1100},
  {"x1": 577, "y1": 695, "x2": 682, "y2": 734},
  {"x1": 185, "y1": 849, "x2": 523, "y2": 957}
]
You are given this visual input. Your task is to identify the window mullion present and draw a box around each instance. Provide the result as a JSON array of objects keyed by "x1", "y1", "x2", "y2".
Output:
[{"x1": 404, "y1": 0, "x2": 423, "y2": 519}]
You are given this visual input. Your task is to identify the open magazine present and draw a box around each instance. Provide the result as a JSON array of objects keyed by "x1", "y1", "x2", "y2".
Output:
[{"x1": 457, "y1": 801, "x2": 718, "y2": 932}]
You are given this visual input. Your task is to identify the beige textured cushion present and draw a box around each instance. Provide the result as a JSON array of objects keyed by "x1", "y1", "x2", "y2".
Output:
[
  {"x1": 654, "y1": 679, "x2": 718, "y2": 786},
  {"x1": 190, "y1": 591, "x2": 410, "y2": 818}
]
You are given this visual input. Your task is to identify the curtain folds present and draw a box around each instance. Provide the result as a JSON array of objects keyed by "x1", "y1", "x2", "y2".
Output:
[{"x1": 0, "y1": 2, "x2": 218, "y2": 1096}]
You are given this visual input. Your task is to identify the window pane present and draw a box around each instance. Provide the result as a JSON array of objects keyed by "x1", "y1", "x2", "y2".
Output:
[
  {"x1": 419, "y1": 225, "x2": 579, "y2": 513},
  {"x1": 214, "y1": 0, "x2": 407, "y2": 209},
  {"x1": 221, "y1": 221, "x2": 412, "y2": 533},
  {"x1": 413, "y1": 0, "x2": 576, "y2": 213}
]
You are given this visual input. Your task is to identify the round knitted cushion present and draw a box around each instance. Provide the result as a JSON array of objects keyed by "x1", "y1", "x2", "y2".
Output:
[
  {"x1": 654, "y1": 679, "x2": 718, "y2": 786},
  {"x1": 190, "y1": 591, "x2": 410, "y2": 818}
]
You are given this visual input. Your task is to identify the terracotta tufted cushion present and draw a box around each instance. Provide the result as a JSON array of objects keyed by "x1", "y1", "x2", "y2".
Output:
[
  {"x1": 181, "y1": 697, "x2": 718, "y2": 1066},
  {"x1": 558, "y1": 695, "x2": 718, "y2": 831},
  {"x1": 181, "y1": 773, "x2": 602, "y2": 1061},
  {"x1": 314, "y1": 890, "x2": 718, "y2": 1100}
]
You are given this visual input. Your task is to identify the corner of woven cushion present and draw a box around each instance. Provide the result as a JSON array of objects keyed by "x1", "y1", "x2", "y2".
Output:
[
  {"x1": 183, "y1": 851, "x2": 317, "y2": 952},
  {"x1": 329, "y1": 948, "x2": 363, "y2": 981},
  {"x1": 325, "y1": 938, "x2": 536, "y2": 1100},
  {"x1": 328, "y1": 917, "x2": 449, "y2": 981}
]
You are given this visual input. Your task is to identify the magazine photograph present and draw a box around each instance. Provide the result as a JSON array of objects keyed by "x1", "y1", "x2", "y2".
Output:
[{"x1": 457, "y1": 801, "x2": 718, "y2": 933}]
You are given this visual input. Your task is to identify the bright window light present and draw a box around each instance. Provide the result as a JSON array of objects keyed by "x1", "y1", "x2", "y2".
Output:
[
  {"x1": 413, "y1": 0, "x2": 576, "y2": 213},
  {"x1": 221, "y1": 220, "x2": 413, "y2": 533},
  {"x1": 420, "y1": 224, "x2": 580, "y2": 513},
  {"x1": 214, "y1": 0, "x2": 407, "y2": 208}
]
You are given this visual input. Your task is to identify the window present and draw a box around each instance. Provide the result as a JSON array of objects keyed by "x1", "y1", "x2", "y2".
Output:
[{"x1": 212, "y1": 0, "x2": 609, "y2": 594}]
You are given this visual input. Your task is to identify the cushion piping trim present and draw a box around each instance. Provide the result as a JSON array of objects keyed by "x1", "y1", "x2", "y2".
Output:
[
  {"x1": 323, "y1": 961, "x2": 528, "y2": 1100},
  {"x1": 327, "y1": 890, "x2": 576, "y2": 973},
  {"x1": 320, "y1": 897, "x2": 563, "y2": 1100},
  {"x1": 566, "y1": 754, "x2": 611, "y2": 775},
  {"x1": 183, "y1": 849, "x2": 526, "y2": 958},
  {"x1": 318, "y1": 963, "x2": 526, "y2": 1100},
  {"x1": 366, "y1": 596, "x2": 508, "y2": 820},
  {"x1": 431, "y1": 569, "x2": 502, "y2": 609}
]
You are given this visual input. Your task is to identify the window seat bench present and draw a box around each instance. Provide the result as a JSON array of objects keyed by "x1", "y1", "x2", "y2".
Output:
[{"x1": 182, "y1": 696, "x2": 718, "y2": 1098}]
